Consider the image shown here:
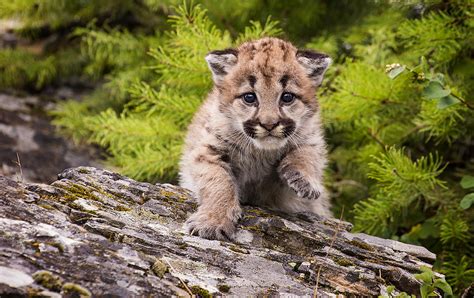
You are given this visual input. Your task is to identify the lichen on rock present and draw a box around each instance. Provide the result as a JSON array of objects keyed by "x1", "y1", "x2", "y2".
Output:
[{"x1": 0, "y1": 167, "x2": 438, "y2": 296}]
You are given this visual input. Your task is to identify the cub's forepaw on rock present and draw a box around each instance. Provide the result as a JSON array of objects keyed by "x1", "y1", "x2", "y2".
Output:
[
  {"x1": 185, "y1": 211, "x2": 238, "y2": 241},
  {"x1": 282, "y1": 169, "x2": 321, "y2": 200}
]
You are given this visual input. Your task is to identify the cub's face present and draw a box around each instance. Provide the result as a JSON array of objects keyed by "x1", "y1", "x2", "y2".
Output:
[{"x1": 206, "y1": 38, "x2": 331, "y2": 150}]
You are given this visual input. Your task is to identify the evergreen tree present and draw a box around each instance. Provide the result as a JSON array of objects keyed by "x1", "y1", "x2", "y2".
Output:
[
  {"x1": 0, "y1": 0, "x2": 175, "y2": 90},
  {"x1": 309, "y1": 1, "x2": 473, "y2": 292}
]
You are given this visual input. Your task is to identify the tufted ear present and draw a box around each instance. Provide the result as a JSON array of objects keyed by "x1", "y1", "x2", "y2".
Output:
[
  {"x1": 296, "y1": 50, "x2": 332, "y2": 87},
  {"x1": 205, "y1": 48, "x2": 238, "y2": 83}
]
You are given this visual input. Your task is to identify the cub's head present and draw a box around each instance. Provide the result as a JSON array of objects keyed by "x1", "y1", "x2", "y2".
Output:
[{"x1": 206, "y1": 37, "x2": 330, "y2": 150}]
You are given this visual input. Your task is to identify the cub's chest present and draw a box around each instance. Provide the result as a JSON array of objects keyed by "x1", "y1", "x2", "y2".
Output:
[{"x1": 228, "y1": 149, "x2": 284, "y2": 182}]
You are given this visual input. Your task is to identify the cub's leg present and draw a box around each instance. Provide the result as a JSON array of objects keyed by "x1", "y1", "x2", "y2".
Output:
[
  {"x1": 277, "y1": 144, "x2": 332, "y2": 216},
  {"x1": 183, "y1": 147, "x2": 241, "y2": 240}
]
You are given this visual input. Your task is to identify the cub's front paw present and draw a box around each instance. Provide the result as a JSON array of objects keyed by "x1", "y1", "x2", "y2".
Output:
[
  {"x1": 281, "y1": 169, "x2": 321, "y2": 200},
  {"x1": 185, "y1": 210, "x2": 238, "y2": 240}
]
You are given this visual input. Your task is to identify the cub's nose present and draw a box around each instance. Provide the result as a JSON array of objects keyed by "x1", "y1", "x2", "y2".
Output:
[{"x1": 259, "y1": 121, "x2": 279, "y2": 131}]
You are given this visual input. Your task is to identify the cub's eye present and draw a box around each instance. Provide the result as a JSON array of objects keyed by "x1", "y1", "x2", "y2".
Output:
[
  {"x1": 281, "y1": 92, "x2": 296, "y2": 104},
  {"x1": 242, "y1": 93, "x2": 257, "y2": 104}
]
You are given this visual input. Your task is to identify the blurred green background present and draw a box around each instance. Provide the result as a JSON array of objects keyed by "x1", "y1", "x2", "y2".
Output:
[{"x1": 0, "y1": 0, "x2": 472, "y2": 294}]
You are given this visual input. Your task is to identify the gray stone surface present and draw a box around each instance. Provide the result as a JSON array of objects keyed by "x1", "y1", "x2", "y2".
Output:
[
  {"x1": 0, "y1": 167, "x2": 438, "y2": 297},
  {"x1": 0, "y1": 92, "x2": 99, "y2": 183}
]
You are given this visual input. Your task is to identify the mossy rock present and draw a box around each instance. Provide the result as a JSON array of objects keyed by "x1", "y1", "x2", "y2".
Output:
[
  {"x1": 32, "y1": 270, "x2": 63, "y2": 292},
  {"x1": 61, "y1": 282, "x2": 92, "y2": 297},
  {"x1": 190, "y1": 285, "x2": 212, "y2": 298}
]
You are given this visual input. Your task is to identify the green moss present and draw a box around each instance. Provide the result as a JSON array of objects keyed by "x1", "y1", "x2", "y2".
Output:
[
  {"x1": 158, "y1": 189, "x2": 188, "y2": 202},
  {"x1": 178, "y1": 242, "x2": 188, "y2": 249},
  {"x1": 247, "y1": 208, "x2": 273, "y2": 218},
  {"x1": 77, "y1": 168, "x2": 91, "y2": 174},
  {"x1": 242, "y1": 225, "x2": 262, "y2": 232},
  {"x1": 159, "y1": 189, "x2": 177, "y2": 198},
  {"x1": 60, "y1": 183, "x2": 102, "y2": 202},
  {"x1": 103, "y1": 189, "x2": 132, "y2": 202},
  {"x1": 114, "y1": 205, "x2": 131, "y2": 211},
  {"x1": 333, "y1": 257, "x2": 354, "y2": 267},
  {"x1": 348, "y1": 239, "x2": 375, "y2": 251},
  {"x1": 60, "y1": 181, "x2": 127, "y2": 205},
  {"x1": 242, "y1": 214, "x2": 256, "y2": 220},
  {"x1": 190, "y1": 285, "x2": 212, "y2": 298},
  {"x1": 26, "y1": 288, "x2": 43, "y2": 296},
  {"x1": 228, "y1": 245, "x2": 250, "y2": 254},
  {"x1": 40, "y1": 194, "x2": 60, "y2": 202},
  {"x1": 30, "y1": 241, "x2": 41, "y2": 252},
  {"x1": 151, "y1": 260, "x2": 168, "y2": 278},
  {"x1": 131, "y1": 208, "x2": 163, "y2": 222},
  {"x1": 46, "y1": 241, "x2": 65, "y2": 253},
  {"x1": 61, "y1": 282, "x2": 92, "y2": 297},
  {"x1": 32, "y1": 270, "x2": 63, "y2": 291},
  {"x1": 218, "y1": 284, "x2": 230, "y2": 293}
]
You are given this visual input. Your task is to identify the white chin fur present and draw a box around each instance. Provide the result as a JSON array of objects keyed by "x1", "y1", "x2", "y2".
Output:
[{"x1": 253, "y1": 137, "x2": 287, "y2": 150}]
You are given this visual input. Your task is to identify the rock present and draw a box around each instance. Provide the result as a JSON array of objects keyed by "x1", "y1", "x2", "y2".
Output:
[
  {"x1": 0, "y1": 167, "x2": 439, "y2": 297},
  {"x1": 0, "y1": 92, "x2": 99, "y2": 183},
  {"x1": 297, "y1": 262, "x2": 312, "y2": 274}
]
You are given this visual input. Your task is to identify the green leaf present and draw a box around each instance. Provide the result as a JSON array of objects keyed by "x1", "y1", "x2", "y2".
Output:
[
  {"x1": 460, "y1": 193, "x2": 474, "y2": 210},
  {"x1": 433, "y1": 279, "x2": 453, "y2": 296},
  {"x1": 415, "y1": 271, "x2": 433, "y2": 284},
  {"x1": 423, "y1": 81, "x2": 450, "y2": 99},
  {"x1": 388, "y1": 65, "x2": 406, "y2": 79},
  {"x1": 460, "y1": 175, "x2": 474, "y2": 189},
  {"x1": 437, "y1": 94, "x2": 459, "y2": 109},
  {"x1": 420, "y1": 284, "x2": 434, "y2": 298},
  {"x1": 386, "y1": 285, "x2": 395, "y2": 294}
]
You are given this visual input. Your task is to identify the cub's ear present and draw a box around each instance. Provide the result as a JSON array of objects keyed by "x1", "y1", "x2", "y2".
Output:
[
  {"x1": 296, "y1": 50, "x2": 332, "y2": 87},
  {"x1": 205, "y1": 48, "x2": 238, "y2": 83}
]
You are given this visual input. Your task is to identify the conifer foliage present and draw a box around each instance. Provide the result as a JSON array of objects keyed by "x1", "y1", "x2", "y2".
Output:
[
  {"x1": 0, "y1": 0, "x2": 472, "y2": 294},
  {"x1": 311, "y1": 1, "x2": 473, "y2": 292}
]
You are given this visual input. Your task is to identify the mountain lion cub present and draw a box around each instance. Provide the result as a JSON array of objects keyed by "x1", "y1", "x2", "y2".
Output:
[{"x1": 179, "y1": 37, "x2": 332, "y2": 240}]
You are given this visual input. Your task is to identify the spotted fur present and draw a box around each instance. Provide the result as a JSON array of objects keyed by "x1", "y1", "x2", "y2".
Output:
[{"x1": 179, "y1": 37, "x2": 332, "y2": 240}]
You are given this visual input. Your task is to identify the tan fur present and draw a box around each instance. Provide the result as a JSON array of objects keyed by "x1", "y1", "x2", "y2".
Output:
[{"x1": 179, "y1": 37, "x2": 332, "y2": 240}]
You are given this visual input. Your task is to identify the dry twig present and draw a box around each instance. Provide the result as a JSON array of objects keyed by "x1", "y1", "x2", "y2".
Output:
[
  {"x1": 163, "y1": 258, "x2": 195, "y2": 297},
  {"x1": 14, "y1": 152, "x2": 24, "y2": 182}
]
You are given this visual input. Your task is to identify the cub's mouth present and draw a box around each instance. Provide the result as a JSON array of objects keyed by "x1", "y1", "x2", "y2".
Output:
[{"x1": 242, "y1": 119, "x2": 296, "y2": 149}]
